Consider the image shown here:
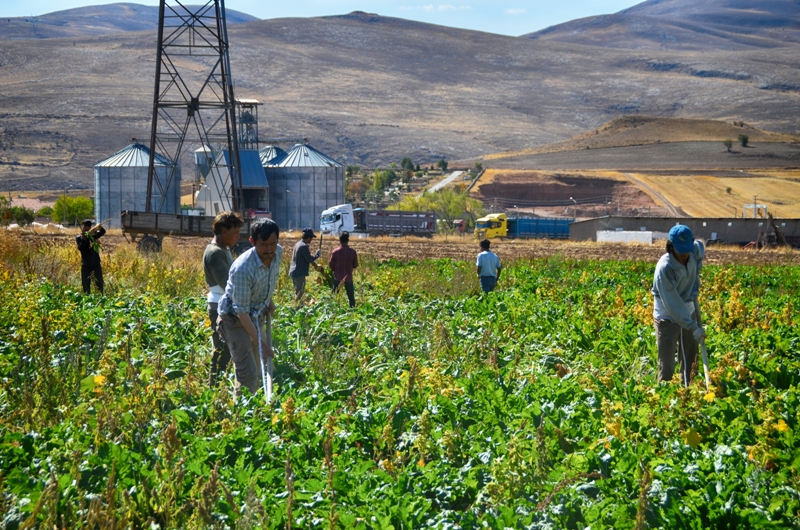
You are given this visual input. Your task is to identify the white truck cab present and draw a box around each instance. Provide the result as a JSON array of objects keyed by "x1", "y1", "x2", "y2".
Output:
[{"x1": 320, "y1": 204, "x2": 357, "y2": 236}]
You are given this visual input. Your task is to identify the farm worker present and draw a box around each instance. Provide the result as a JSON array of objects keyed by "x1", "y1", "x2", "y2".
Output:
[
  {"x1": 204, "y1": 211, "x2": 244, "y2": 387},
  {"x1": 329, "y1": 231, "x2": 358, "y2": 308},
  {"x1": 76, "y1": 219, "x2": 106, "y2": 294},
  {"x1": 476, "y1": 238, "x2": 502, "y2": 293},
  {"x1": 288, "y1": 227, "x2": 323, "y2": 301},
  {"x1": 652, "y1": 224, "x2": 706, "y2": 385},
  {"x1": 216, "y1": 219, "x2": 283, "y2": 397}
]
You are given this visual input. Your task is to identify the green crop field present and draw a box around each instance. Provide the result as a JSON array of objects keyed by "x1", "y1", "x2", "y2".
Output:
[{"x1": 1, "y1": 235, "x2": 798, "y2": 528}]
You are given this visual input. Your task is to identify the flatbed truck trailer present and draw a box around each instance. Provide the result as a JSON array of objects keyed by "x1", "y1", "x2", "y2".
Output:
[{"x1": 121, "y1": 210, "x2": 256, "y2": 252}]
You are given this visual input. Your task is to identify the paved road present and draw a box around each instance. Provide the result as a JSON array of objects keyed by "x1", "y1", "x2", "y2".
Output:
[{"x1": 423, "y1": 171, "x2": 465, "y2": 196}]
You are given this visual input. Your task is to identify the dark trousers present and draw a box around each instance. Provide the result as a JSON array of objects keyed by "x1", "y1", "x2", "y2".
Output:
[
  {"x1": 292, "y1": 276, "x2": 307, "y2": 301},
  {"x1": 208, "y1": 306, "x2": 231, "y2": 386},
  {"x1": 81, "y1": 264, "x2": 104, "y2": 294},
  {"x1": 333, "y1": 279, "x2": 355, "y2": 307}
]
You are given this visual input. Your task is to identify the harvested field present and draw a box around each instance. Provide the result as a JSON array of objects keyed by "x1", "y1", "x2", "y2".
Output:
[
  {"x1": 633, "y1": 171, "x2": 800, "y2": 218},
  {"x1": 17, "y1": 232, "x2": 800, "y2": 266}
]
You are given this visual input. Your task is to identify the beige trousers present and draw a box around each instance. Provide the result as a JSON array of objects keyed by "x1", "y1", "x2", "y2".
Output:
[{"x1": 217, "y1": 313, "x2": 264, "y2": 396}]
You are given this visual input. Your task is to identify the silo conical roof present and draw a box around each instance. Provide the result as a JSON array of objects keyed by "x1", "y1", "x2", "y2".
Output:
[
  {"x1": 94, "y1": 143, "x2": 173, "y2": 167},
  {"x1": 275, "y1": 143, "x2": 342, "y2": 168},
  {"x1": 259, "y1": 145, "x2": 287, "y2": 167}
]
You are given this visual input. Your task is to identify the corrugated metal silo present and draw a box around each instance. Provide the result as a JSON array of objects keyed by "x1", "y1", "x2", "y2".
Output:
[
  {"x1": 264, "y1": 143, "x2": 344, "y2": 231},
  {"x1": 259, "y1": 145, "x2": 286, "y2": 166},
  {"x1": 94, "y1": 143, "x2": 180, "y2": 228}
]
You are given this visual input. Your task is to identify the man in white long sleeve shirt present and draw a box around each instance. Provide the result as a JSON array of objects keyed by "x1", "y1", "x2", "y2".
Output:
[{"x1": 652, "y1": 224, "x2": 705, "y2": 385}]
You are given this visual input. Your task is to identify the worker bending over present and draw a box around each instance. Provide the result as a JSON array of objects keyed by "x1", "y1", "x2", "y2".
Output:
[
  {"x1": 652, "y1": 224, "x2": 705, "y2": 385},
  {"x1": 216, "y1": 219, "x2": 282, "y2": 396}
]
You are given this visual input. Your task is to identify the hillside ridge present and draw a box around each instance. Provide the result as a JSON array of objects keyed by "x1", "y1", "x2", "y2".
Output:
[{"x1": 484, "y1": 116, "x2": 800, "y2": 160}]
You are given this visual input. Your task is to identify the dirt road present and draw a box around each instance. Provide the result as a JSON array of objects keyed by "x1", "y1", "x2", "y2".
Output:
[{"x1": 622, "y1": 172, "x2": 686, "y2": 217}]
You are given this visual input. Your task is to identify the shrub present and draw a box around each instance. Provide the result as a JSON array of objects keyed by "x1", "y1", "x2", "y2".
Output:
[{"x1": 52, "y1": 196, "x2": 94, "y2": 225}]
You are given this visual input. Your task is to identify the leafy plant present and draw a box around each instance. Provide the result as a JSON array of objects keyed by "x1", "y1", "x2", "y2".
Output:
[{"x1": 0, "y1": 237, "x2": 798, "y2": 527}]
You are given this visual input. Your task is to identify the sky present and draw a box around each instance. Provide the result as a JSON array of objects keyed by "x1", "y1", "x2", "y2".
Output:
[{"x1": 1, "y1": 0, "x2": 644, "y2": 36}]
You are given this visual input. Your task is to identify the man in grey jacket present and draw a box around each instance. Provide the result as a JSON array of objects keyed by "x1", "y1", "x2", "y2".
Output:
[
  {"x1": 288, "y1": 228, "x2": 322, "y2": 301},
  {"x1": 652, "y1": 224, "x2": 705, "y2": 385}
]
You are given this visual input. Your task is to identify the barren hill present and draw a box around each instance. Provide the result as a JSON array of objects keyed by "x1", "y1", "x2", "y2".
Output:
[
  {"x1": 485, "y1": 116, "x2": 800, "y2": 159},
  {"x1": 0, "y1": 4, "x2": 257, "y2": 40},
  {"x1": 1, "y1": 1, "x2": 800, "y2": 192},
  {"x1": 527, "y1": 0, "x2": 800, "y2": 50}
]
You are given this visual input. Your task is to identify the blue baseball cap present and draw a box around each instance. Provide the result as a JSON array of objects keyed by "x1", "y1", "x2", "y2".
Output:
[{"x1": 669, "y1": 225, "x2": 694, "y2": 254}]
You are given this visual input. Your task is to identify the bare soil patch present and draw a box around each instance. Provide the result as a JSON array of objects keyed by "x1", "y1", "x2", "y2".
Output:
[{"x1": 471, "y1": 170, "x2": 665, "y2": 218}]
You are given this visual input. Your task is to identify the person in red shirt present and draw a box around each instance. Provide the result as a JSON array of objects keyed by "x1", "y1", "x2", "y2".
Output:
[{"x1": 328, "y1": 231, "x2": 358, "y2": 307}]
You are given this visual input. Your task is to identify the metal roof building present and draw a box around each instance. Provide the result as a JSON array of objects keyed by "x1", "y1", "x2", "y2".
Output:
[
  {"x1": 94, "y1": 142, "x2": 180, "y2": 228},
  {"x1": 265, "y1": 143, "x2": 344, "y2": 231}
]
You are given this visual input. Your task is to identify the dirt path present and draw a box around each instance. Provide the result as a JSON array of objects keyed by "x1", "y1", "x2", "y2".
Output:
[{"x1": 623, "y1": 172, "x2": 686, "y2": 217}]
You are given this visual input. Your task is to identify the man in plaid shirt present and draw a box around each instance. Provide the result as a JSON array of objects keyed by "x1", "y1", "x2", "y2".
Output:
[{"x1": 216, "y1": 219, "x2": 283, "y2": 396}]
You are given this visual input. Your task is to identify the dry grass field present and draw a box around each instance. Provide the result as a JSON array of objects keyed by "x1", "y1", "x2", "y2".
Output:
[{"x1": 632, "y1": 171, "x2": 800, "y2": 218}]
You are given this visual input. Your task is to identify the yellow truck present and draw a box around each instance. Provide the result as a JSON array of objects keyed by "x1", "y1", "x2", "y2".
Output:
[
  {"x1": 474, "y1": 213, "x2": 509, "y2": 239},
  {"x1": 474, "y1": 213, "x2": 572, "y2": 239}
]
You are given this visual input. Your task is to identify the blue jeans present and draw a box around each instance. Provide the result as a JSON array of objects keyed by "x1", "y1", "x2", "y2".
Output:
[{"x1": 480, "y1": 275, "x2": 497, "y2": 293}]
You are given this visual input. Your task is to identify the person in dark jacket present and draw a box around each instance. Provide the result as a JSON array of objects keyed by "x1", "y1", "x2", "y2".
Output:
[
  {"x1": 288, "y1": 228, "x2": 322, "y2": 301},
  {"x1": 76, "y1": 219, "x2": 106, "y2": 294}
]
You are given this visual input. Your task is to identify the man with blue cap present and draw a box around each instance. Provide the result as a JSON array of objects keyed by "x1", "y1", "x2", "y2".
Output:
[{"x1": 651, "y1": 224, "x2": 705, "y2": 385}]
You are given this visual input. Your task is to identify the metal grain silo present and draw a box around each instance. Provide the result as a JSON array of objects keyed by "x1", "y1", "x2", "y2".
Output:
[
  {"x1": 259, "y1": 145, "x2": 286, "y2": 166},
  {"x1": 94, "y1": 142, "x2": 180, "y2": 228},
  {"x1": 264, "y1": 143, "x2": 344, "y2": 231}
]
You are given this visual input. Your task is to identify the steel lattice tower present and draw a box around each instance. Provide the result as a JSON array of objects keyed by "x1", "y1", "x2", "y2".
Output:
[{"x1": 146, "y1": 0, "x2": 242, "y2": 214}]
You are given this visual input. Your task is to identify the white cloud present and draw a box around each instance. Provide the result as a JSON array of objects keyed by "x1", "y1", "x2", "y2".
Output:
[
  {"x1": 505, "y1": 8, "x2": 526, "y2": 15},
  {"x1": 438, "y1": 4, "x2": 471, "y2": 11}
]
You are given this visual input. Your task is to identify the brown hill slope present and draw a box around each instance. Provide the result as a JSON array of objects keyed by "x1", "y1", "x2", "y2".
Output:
[
  {"x1": 485, "y1": 116, "x2": 800, "y2": 159},
  {"x1": 1, "y1": 3, "x2": 800, "y2": 192}
]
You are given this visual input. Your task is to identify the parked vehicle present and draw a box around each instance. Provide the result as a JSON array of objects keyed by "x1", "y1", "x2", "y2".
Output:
[
  {"x1": 320, "y1": 204, "x2": 436, "y2": 237},
  {"x1": 474, "y1": 213, "x2": 571, "y2": 239},
  {"x1": 121, "y1": 210, "x2": 256, "y2": 252}
]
